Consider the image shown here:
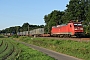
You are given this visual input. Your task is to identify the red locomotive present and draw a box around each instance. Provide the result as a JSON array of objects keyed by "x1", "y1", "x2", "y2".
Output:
[{"x1": 51, "y1": 21, "x2": 84, "y2": 37}]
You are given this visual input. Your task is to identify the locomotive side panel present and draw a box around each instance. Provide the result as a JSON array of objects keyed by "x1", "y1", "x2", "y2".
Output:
[
  {"x1": 51, "y1": 24, "x2": 69, "y2": 35},
  {"x1": 58, "y1": 25, "x2": 68, "y2": 34}
]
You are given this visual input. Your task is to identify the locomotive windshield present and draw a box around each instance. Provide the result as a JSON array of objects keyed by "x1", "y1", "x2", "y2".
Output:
[{"x1": 74, "y1": 23, "x2": 82, "y2": 27}]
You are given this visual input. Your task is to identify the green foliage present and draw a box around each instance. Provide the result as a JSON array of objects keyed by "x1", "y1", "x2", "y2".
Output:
[
  {"x1": 0, "y1": 35, "x2": 4, "y2": 38},
  {"x1": 19, "y1": 36, "x2": 32, "y2": 42},
  {"x1": 66, "y1": 0, "x2": 89, "y2": 21},
  {"x1": 12, "y1": 34, "x2": 19, "y2": 38},
  {"x1": 18, "y1": 37, "x2": 90, "y2": 60},
  {"x1": 22, "y1": 23, "x2": 29, "y2": 31},
  {"x1": 17, "y1": 43, "x2": 55, "y2": 60}
]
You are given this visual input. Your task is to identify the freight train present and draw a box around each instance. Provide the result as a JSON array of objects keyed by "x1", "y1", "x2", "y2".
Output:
[{"x1": 4, "y1": 21, "x2": 84, "y2": 38}]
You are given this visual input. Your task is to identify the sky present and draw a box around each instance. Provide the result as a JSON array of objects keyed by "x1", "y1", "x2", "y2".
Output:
[{"x1": 0, "y1": 0, "x2": 70, "y2": 30}]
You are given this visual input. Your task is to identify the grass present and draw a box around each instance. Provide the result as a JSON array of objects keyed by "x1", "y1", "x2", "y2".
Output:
[
  {"x1": 6, "y1": 39, "x2": 20, "y2": 60},
  {"x1": 17, "y1": 36, "x2": 90, "y2": 60},
  {"x1": 0, "y1": 39, "x2": 14, "y2": 59},
  {"x1": 0, "y1": 35, "x2": 5, "y2": 38},
  {"x1": 0, "y1": 40, "x2": 8, "y2": 54},
  {"x1": 0, "y1": 38, "x2": 55, "y2": 60},
  {"x1": 0, "y1": 38, "x2": 20, "y2": 60},
  {"x1": 17, "y1": 42, "x2": 55, "y2": 60},
  {"x1": 0, "y1": 39, "x2": 3, "y2": 46}
]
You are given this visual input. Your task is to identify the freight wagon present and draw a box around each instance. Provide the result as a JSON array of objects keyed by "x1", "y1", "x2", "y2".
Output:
[
  {"x1": 17, "y1": 28, "x2": 44, "y2": 37},
  {"x1": 17, "y1": 31, "x2": 28, "y2": 36},
  {"x1": 51, "y1": 21, "x2": 84, "y2": 37},
  {"x1": 30, "y1": 28, "x2": 44, "y2": 37}
]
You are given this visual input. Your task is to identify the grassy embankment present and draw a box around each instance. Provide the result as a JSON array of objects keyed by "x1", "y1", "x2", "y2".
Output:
[
  {"x1": 17, "y1": 36, "x2": 90, "y2": 60},
  {"x1": 17, "y1": 42, "x2": 55, "y2": 60}
]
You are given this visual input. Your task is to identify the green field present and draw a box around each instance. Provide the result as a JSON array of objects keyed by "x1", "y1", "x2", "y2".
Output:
[
  {"x1": 0, "y1": 37, "x2": 55, "y2": 60},
  {"x1": 17, "y1": 36, "x2": 90, "y2": 60},
  {"x1": 0, "y1": 38, "x2": 20, "y2": 60}
]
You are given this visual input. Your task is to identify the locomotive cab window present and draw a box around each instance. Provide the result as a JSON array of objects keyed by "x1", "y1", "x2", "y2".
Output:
[
  {"x1": 74, "y1": 24, "x2": 77, "y2": 27},
  {"x1": 78, "y1": 24, "x2": 82, "y2": 26},
  {"x1": 74, "y1": 24, "x2": 82, "y2": 27}
]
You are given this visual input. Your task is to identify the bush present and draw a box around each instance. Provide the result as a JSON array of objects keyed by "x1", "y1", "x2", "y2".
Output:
[
  {"x1": 12, "y1": 34, "x2": 19, "y2": 38},
  {"x1": 0, "y1": 35, "x2": 5, "y2": 38}
]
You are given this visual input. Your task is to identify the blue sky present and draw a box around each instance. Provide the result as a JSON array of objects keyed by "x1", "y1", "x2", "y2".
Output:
[{"x1": 0, "y1": 0, "x2": 70, "y2": 30}]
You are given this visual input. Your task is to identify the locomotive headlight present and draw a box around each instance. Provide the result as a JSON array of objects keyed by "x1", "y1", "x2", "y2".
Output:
[
  {"x1": 80, "y1": 28, "x2": 83, "y2": 30},
  {"x1": 75, "y1": 28, "x2": 77, "y2": 30}
]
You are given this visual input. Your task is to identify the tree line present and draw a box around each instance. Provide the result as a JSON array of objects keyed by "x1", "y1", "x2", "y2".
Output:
[
  {"x1": 44, "y1": 0, "x2": 90, "y2": 34},
  {"x1": 0, "y1": 23, "x2": 44, "y2": 34}
]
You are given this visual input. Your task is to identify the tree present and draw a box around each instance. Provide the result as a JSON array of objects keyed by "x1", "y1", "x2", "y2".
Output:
[
  {"x1": 22, "y1": 23, "x2": 30, "y2": 31},
  {"x1": 85, "y1": 0, "x2": 90, "y2": 24},
  {"x1": 66, "y1": 0, "x2": 89, "y2": 22},
  {"x1": 84, "y1": 0, "x2": 90, "y2": 34},
  {"x1": 44, "y1": 10, "x2": 65, "y2": 33}
]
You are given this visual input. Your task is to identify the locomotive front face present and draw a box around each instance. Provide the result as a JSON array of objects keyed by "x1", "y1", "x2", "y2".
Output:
[{"x1": 73, "y1": 23, "x2": 84, "y2": 36}]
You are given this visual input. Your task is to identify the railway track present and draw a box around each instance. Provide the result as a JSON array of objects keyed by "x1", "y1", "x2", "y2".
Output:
[{"x1": 38, "y1": 37, "x2": 90, "y2": 42}]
